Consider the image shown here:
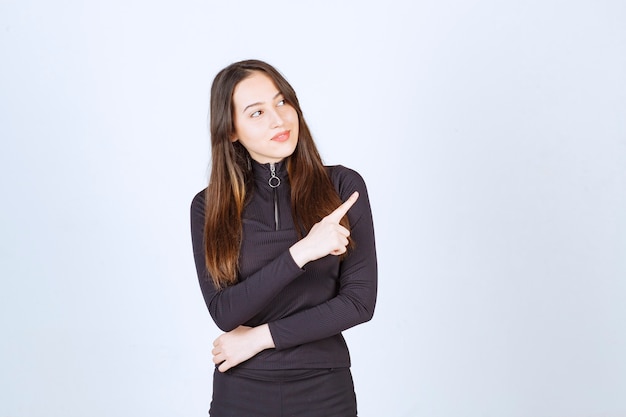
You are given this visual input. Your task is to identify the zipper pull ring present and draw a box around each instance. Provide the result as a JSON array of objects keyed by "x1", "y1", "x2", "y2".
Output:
[{"x1": 268, "y1": 163, "x2": 281, "y2": 188}]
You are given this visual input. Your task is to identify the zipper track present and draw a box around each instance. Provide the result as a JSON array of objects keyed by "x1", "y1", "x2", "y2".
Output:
[
  {"x1": 273, "y1": 188, "x2": 279, "y2": 230},
  {"x1": 269, "y1": 163, "x2": 280, "y2": 230}
]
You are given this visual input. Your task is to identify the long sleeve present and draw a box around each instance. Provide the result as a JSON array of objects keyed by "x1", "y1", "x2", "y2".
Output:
[
  {"x1": 190, "y1": 190, "x2": 305, "y2": 332},
  {"x1": 191, "y1": 163, "x2": 377, "y2": 370},
  {"x1": 267, "y1": 167, "x2": 378, "y2": 350}
]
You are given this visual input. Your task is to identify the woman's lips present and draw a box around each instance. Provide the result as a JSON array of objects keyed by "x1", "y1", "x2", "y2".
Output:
[{"x1": 271, "y1": 130, "x2": 290, "y2": 142}]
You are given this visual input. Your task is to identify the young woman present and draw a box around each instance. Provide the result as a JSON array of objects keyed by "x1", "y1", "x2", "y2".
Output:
[{"x1": 190, "y1": 59, "x2": 377, "y2": 417}]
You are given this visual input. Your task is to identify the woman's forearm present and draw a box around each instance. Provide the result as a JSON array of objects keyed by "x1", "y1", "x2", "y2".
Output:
[{"x1": 212, "y1": 324, "x2": 276, "y2": 372}]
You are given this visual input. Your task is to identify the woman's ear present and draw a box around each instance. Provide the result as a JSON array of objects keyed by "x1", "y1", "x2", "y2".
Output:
[{"x1": 230, "y1": 134, "x2": 238, "y2": 143}]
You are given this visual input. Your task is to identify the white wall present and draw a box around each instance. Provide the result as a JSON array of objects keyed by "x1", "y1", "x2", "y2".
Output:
[{"x1": 1, "y1": 1, "x2": 625, "y2": 416}]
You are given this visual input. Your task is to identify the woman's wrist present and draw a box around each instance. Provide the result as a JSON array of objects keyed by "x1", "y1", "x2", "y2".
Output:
[
  {"x1": 289, "y1": 240, "x2": 310, "y2": 268},
  {"x1": 253, "y1": 323, "x2": 276, "y2": 350}
]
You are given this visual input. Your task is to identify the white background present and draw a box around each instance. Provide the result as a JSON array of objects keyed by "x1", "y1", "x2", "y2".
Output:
[{"x1": 1, "y1": 1, "x2": 625, "y2": 416}]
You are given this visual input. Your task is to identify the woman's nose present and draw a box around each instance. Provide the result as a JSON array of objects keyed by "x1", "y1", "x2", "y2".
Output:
[{"x1": 269, "y1": 109, "x2": 284, "y2": 127}]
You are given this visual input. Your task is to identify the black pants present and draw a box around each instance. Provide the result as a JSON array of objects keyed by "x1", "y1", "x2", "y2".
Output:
[{"x1": 209, "y1": 367, "x2": 358, "y2": 417}]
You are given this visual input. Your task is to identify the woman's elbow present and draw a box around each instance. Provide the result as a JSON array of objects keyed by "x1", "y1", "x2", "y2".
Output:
[
  {"x1": 209, "y1": 312, "x2": 239, "y2": 332},
  {"x1": 359, "y1": 304, "x2": 376, "y2": 323},
  {"x1": 351, "y1": 296, "x2": 376, "y2": 325}
]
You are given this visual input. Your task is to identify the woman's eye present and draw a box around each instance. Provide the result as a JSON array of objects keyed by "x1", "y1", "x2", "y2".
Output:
[
  {"x1": 251, "y1": 110, "x2": 262, "y2": 118},
  {"x1": 277, "y1": 99, "x2": 285, "y2": 107}
]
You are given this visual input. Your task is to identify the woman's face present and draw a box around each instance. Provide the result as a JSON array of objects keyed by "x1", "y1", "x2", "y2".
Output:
[{"x1": 231, "y1": 71, "x2": 299, "y2": 164}]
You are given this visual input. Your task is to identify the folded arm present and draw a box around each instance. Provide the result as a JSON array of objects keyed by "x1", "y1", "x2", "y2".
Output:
[{"x1": 191, "y1": 191, "x2": 305, "y2": 332}]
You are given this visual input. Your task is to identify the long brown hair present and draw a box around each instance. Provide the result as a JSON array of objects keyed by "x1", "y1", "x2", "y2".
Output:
[{"x1": 204, "y1": 59, "x2": 350, "y2": 289}]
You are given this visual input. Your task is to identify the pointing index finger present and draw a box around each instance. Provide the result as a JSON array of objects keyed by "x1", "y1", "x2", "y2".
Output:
[{"x1": 326, "y1": 191, "x2": 359, "y2": 223}]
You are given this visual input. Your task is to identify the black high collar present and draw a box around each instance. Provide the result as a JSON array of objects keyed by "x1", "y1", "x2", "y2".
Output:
[{"x1": 251, "y1": 159, "x2": 288, "y2": 180}]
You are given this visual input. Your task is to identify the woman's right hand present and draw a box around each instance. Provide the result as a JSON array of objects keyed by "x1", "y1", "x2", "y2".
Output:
[{"x1": 289, "y1": 191, "x2": 359, "y2": 268}]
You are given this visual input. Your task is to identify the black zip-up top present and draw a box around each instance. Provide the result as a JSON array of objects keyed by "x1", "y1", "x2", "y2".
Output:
[{"x1": 191, "y1": 160, "x2": 377, "y2": 370}]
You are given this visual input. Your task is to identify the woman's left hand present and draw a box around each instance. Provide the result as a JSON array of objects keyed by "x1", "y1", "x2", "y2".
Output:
[{"x1": 212, "y1": 324, "x2": 275, "y2": 372}]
